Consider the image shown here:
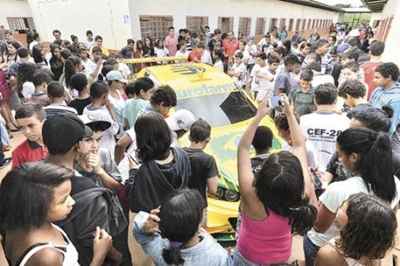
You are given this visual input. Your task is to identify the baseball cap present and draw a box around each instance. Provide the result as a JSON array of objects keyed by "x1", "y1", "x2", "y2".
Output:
[
  {"x1": 106, "y1": 70, "x2": 127, "y2": 83},
  {"x1": 166, "y1": 109, "x2": 196, "y2": 132},
  {"x1": 42, "y1": 114, "x2": 86, "y2": 155},
  {"x1": 79, "y1": 114, "x2": 111, "y2": 134}
]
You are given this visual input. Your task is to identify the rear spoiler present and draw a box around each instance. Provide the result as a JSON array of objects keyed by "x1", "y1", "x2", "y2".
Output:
[{"x1": 121, "y1": 56, "x2": 188, "y2": 65}]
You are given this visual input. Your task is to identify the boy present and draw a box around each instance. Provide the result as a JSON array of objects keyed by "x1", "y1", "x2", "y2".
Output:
[
  {"x1": 44, "y1": 81, "x2": 78, "y2": 118},
  {"x1": 83, "y1": 81, "x2": 119, "y2": 153},
  {"x1": 274, "y1": 54, "x2": 301, "y2": 95},
  {"x1": 338, "y1": 79, "x2": 367, "y2": 111},
  {"x1": 183, "y1": 119, "x2": 219, "y2": 208},
  {"x1": 69, "y1": 73, "x2": 91, "y2": 115},
  {"x1": 30, "y1": 70, "x2": 52, "y2": 106},
  {"x1": 361, "y1": 40, "x2": 385, "y2": 99},
  {"x1": 290, "y1": 69, "x2": 316, "y2": 116},
  {"x1": 229, "y1": 52, "x2": 247, "y2": 89},
  {"x1": 338, "y1": 62, "x2": 362, "y2": 85},
  {"x1": 12, "y1": 104, "x2": 48, "y2": 168},
  {"x1": 370, "y1": 62, "x2": 400, "y2": 134},
  {"x1": 123, "y1": 77, "x2": 154, "y2": 129},
  {"x1": 251, "y1": 125, "x2": 273, "y2": 172}
]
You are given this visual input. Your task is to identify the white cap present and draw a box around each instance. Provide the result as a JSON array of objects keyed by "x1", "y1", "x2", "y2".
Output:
[
  {"x1": 106, "y1": 70, "x2": 127, "y2": 83},
  {"x1": 166, "y1": 109, "x2": 196, "y2": 132}
]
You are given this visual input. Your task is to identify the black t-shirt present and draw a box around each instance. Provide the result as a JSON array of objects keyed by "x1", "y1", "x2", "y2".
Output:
[
  {"x1": 183, "y1": 148, "x2": 218, "y2": 206},
  {"x1": 69, "y1": 97, "x2": 92, "y2": 115}
]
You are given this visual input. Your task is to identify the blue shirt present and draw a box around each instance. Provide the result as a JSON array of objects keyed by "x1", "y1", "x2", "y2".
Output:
[{"x1": 370, "y1": 82, "x2": 400, "y2": 134}]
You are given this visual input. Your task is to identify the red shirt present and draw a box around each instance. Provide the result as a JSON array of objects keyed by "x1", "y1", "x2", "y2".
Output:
[
  {"x1": 223, "y1": 39, "x2": 239, "y2": 57},
  {"x1": 361, "y1": 61, "x2": 381, "y2": 100},
  {"x1": 12, "y1": 140, "x2": 48, "y2": 168}
]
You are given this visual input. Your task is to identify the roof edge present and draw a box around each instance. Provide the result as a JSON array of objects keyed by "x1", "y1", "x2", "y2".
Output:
[{"x1": 279, "y1": 0, "x2": 343, "y2": 12}]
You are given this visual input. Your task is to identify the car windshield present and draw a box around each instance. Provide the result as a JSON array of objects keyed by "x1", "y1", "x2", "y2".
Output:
[{"x1": 176, "y1": 89, "x2": 257, "y2": 127}]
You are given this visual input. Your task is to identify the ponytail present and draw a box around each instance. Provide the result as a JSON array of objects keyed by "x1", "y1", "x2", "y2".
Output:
[
  {"x1": 289, "y1": 200, "x2": 317, "y2": 235},
  {"x1": 361, "y1": 131, "x2": 395, "y2": 202},
  {"x1": 162, "y1": 243, "x2": 185, "y2": 265},
  {"x1": 337, "y1": 128, "x2": 396, "y2": 203}
]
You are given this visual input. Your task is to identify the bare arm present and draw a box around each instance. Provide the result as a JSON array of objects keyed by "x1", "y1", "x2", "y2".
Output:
[
  {"x1": 114, "y1": 133, "x2": 132, "y2": 165},
  {"x1": 238, "y1": 101, "x2": 270, "y2": 208},
  {"x1": 313, "y1": 203, "x2": 337, "y2": 233},
  {"x1": 281, "y1": 95, "x2": 317, "y2": 205},
  {"x1": 207, "y1": 176, "x2": 219, "y2": 196}
]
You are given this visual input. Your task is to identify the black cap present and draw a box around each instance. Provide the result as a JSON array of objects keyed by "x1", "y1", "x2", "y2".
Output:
[{"x1": 43, "y1": 114, "x2": 85, "y2": 155}]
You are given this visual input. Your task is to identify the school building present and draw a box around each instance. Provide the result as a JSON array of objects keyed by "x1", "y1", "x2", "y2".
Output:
[{"x1": 1, "y1": 0, "x2": 340, "y2": 49}]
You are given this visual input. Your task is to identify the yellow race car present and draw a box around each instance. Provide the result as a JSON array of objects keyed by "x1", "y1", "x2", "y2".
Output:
[{"x1": 137, "y1": 63, "x2": 282, "y2": 235}]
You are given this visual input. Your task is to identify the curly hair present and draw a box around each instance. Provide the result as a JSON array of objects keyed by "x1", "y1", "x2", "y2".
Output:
[{"x1": 336, "y1": 193, "x2": 397, "y2": 260}]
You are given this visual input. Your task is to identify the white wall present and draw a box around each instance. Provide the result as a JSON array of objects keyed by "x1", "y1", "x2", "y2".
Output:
[
  {"x1": 375, "y1": 0, "x2": 400, "y2": 65},
  {"x1": 129, "y1": 0, "x2": 340, "y2": 40},
  {"x1": 0, "y1": 0, "x2": 32, "y2": 29},
  {"x1": 28, "y1": 0, "x2": 131, "y2": 49}
]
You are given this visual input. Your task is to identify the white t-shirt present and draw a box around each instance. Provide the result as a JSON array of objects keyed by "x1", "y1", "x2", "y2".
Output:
[
  {"x1": 214, "y1": 61, "x2": 224, "y2": 72},
  {"x1": 231, "y1": 63, "x2": 247, "y2": 88},
  {"x1": 250, "y1": 64, "x2": 261, "y2": 92},
  {"x1": 308, "y1": 176, "x2": 400, "y2": 247},
  {"x1": 300, "y1": 112, "x2": 350, "y2": 171},
  {"x1": 311, "y1": 72, "x2": 335, "y2": 88},
  {"x1": 154, "y1": 47, "x2": 169, "y2": 57},
  {"x1": 255, "y1": 66, "x2": 275, "y2": 101},
  {"x1": 201, "y1": 49, "x2": 213, "y2": 65},
  {"x1": 244, "y1": 44, "x2": 257, "y2": 65}
]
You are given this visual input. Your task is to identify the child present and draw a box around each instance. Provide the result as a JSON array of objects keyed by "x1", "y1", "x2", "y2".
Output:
[
  {"x1": 0, "y1": 162, "x2": 112, "y2": 266},
  {"x1": 133, "y1": 189, "x2": 232, "y2": 266},
  {"x1": 83, "y1": 81, "x2": 120, "y2": 153},
  {"x1": 44, "y1": 81, "x2": 78, "y2": 118},
  {"x1": 30, "y1": 70, "x2": 52, "y2": 106},
  {"x1": 183, "y1": 119, "x2": 219, "y2": 209},
  {"x1": 69, "y1": 73, "x2": 91, "y2": 115},
  {"x1": 123, "y1": 77, "x2": 154, "y2": 129},
  {"x1": 338, "y1": 79, "x2": 367, "y2": 111},
  {"x1": 290, "y1": 69, "x2": 316, "y2": 116},
  {"x1": 251, "y1": 125, "x2": 273, "y2": 172},
  {"x1": 229, "y1": 51, "x2": 247, "y2": 89},
  {"x1": 12, "y1": 104, "x2": 48, "y2": 168},
  {"x1": 316, "y1": 193, "x2": 397, "y2": 266},
  {"x1": 255, "y1": 54, "x2": 280, "y2": 102}
]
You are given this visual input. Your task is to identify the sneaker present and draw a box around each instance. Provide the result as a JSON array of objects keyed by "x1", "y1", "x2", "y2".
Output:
[{"x1": 0, "y1": 158, "x2": 11, "y2": 168}]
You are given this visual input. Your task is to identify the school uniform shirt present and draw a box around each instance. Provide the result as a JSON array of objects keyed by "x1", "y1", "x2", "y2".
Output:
[
  {"x1": 44, "y1": 104, "x2": 78, "y2": 118},
  {"x1": 300, "y1": 112, "x2": 350, "y2": 171},
  {"x1": 231, "y1": 63, "x2": 247, "y2": 89},
  {"x1": 255, "y1": 66, "x2": 275, "y2": 101},
  {"x1": 307, "y1": 176, "x2": 400, "y2": 247},
  {"x1": 12, "y1": 140, "x2": 48, "y2": 168},
  {"x1": 154, "y1": 47, "x2": 169, "y2": 58},
  {"x1": 274, "y1": 70, "x2": 299, "y2": 95}
]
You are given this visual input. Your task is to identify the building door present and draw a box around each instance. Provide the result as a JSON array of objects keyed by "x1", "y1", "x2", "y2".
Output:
[{"x1": 218, "y1": 17, "x2": 234, "y2": 34}]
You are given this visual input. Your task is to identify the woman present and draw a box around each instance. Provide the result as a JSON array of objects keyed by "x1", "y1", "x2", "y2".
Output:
[
  {"x1": 0, "y1": 52, "x2": 18, "y2": 131},
  {"x1": 134, "y1": 40, "x2": 145, "y2": 72},
  {"x1": 235, "y1": 96, "x2": 317, "y2": 265},
  {"x1": 62, "y1": 55, "x2": 83, "y2": 90},
  {"x1": 133, "y1": 189, "x2": 232, "y2": 266},
  {"x1": 316, "y1": 193, "x2": 397, "y2": 266},
  {"x1": 128, "y1": 112, "x2": 191, "y2": 213},
  {"x1": 143, "y1": 37, "x2": 155, "y2": 58},
  {"x1": 304, "y1": 128, "x2": 400, "y2": 266},
  {"x1": 32, "y1": 44, "x2": 49, "y2": 68},
  {"x1": 5, "y1": 41, "x2": 20, "y2": 65},
  {"x1": 0, "y1": 161, "x2": 113, "y2": 266},
  {"x1": 49, "y1": 44, "x2": 64, "y2": 81}
]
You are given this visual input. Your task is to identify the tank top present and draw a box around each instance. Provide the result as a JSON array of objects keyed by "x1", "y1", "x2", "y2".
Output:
[
  {"x1": 15, "y1": 224, "x2": 79, "y2": 266},
  {"x1": 237, "y1": 210, "x2": 292, "y2": 264}
]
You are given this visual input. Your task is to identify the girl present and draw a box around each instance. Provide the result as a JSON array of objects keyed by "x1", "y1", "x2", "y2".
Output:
[
  {"x1": 143, "y1": 37, "x2": 155, "y2": 58},
  {"x1": 134, "y1": 40, "x2": 145, "y2": 72},
  {"x1": 62, "y1": 55, "x2": 83, "y2": 90},
  {"x1": 0, "y1": 161, "x2": 112, "y2": 266},
  {"x1": 50, "y1": 44, "x2": 64, "y2": 81},
  {"x1": 133, "y1": 189, "x2": 232, "y2": 266},
  {"x1": 236, "y1": 97, "x2": 317, "y2": 265},
  {"x1": 304, "y1": 128, "x2": 400, "y2": 266},
  {"x1": 316, "y1": 193, "x2": 397, "y2": 266},
  {"x1": 154, "y1": 40, "x2": 169, "y2": 58},
  {"x1": 32, "y1": 44, "x2": 49, "y2": 68},
  {"x1": 128, "y1": 112, "x2": 191, "y2": 213}
]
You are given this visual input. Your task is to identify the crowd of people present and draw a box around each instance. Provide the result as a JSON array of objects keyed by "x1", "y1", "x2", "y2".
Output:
[{"x1": 0, "y1": 20, "x2": 399, "y2": 266}]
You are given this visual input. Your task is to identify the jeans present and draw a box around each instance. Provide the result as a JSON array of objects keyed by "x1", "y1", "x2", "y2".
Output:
[
  {"x1": 232, "y1": 250, "x2": 260, "y2": 266},
  {"x1": 303, "y1": 234, "x2": 320, "y2": 266}
]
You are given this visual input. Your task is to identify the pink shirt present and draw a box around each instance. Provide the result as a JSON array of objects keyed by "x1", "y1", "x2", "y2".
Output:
[
  {"x1": 237, "y1": 211, "x2": 292, "y2": 264},
  {"x1": 164, "y1": 35, "x2": 178, "y2": 56}
]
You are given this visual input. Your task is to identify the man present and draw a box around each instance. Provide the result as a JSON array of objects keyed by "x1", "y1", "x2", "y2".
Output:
[
  {"x1": 52, "y1": 29, "x2": 62, "y2": 42},
  {"x1": 93, "y1": 35, "x2": 109, "y2": 56},
  {"x1": 164, "y1": 26, "x2": 178, "y2": 56},
  {"x1": 338, "y1": 79, "x2": 367, "y2": 111},
  {"x1": 85, "y1": 30, "x2": 95, "y2": 49},
  {"x1": 361, "y1": 40, "x2": 385, "y2": 99},
  {"x1": 274, "y1": 54, "x2": 301, "y2": 95},
  {"x1": 370, "y1": 62, "x2": 400, "y2": 134},
  {"x1": 120, "y1": 39, "x2": 135, "y2": 59},
  {"x1": 300, "y1": 83, "x2": 350, "y2": 172},
  {"x1": 44, "y1": 81, "x2": 78, "y2": 117},
  {"x1": 43, "y1": 114, "x2": 129, "y2": 266},
  {"x1": 12, "y1": 104, "x2": 48, "y2": 168}
]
